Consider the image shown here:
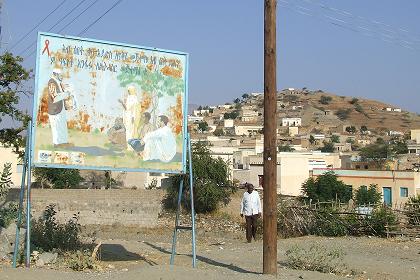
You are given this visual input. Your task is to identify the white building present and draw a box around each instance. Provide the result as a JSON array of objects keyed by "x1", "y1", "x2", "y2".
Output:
[
  {"x1": 235, "y1": 125, "x2": 263, "y2": 136},
  {"x1": 233, "y1": 152, "x2": 341, "y2": 196},
  {"x1": 241, "y1": 110, "x2": 259, "y2": 122},
  {"x1": 188, "y1": 115, "x2": 204, "y2": 123},
  {"x1": 282, "y1": 117, "x2": 302, "y2": 127},
  {"x1": 224, "y1": 119, "x2": 234, "y2": 128}
]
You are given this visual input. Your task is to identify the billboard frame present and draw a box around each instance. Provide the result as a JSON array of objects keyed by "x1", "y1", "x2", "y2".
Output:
[{"x1": 31, "y1": 32, "x2": 189, "y2": 174}]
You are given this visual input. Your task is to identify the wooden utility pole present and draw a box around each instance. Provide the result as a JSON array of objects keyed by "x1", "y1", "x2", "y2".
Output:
[{"x1": 263, "y1": 0, "x2": 277, "y2": 275}]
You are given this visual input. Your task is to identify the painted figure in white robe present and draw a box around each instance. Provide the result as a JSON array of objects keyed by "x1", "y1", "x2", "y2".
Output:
[
  {"x1": 142, "y1": 115, "x2": 176, "y2": 162},
  {"x1": 119, "y1": 85, "x2": 138, "y2": 150},
  {"x1": 47, "y1": 68, "x2": 72, "y2": 147}
]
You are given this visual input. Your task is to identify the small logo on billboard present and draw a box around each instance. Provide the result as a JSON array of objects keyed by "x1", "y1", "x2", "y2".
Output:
[
  {"x1": 54, "y1": 151, "x2": 70, "y2": 165},
  {"x1": 70, "y1": 152, "x2": 86, "y2": 165},
  {"x1": 38, "y1": 150, "x2": 52, "y2": 163}
]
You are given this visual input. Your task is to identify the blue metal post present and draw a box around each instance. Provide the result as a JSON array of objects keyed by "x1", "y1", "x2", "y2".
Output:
[
  {"x1": 12, "y1": 136, "x2": 29, "y2": 268},
  {"x1": 187, "y1": 133, "x2": 196, "y2": 268},
  {"x1": 25, "y1": 121, "x2": 33, "y2": 268},
  {"x1": 170, "y1": 178, "x2": 184, "y2": 265}
]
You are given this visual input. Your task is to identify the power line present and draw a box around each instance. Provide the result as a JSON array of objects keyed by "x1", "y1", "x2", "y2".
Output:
[
  {"x1": 9, "y1": 0, "x2": 67, "y2": 51},
  {"x1": 20, "y1": 0, "x2": 100, "y2": 58},
  {"x1": 278, "y1": 0, "x2": 420, "y2": 52},
  {"x1": 48, "y1": 0, "x2": 89, "y2": 33},
  {"x1": 78, "y1": 0, "x2": 123, "y2": 36}
]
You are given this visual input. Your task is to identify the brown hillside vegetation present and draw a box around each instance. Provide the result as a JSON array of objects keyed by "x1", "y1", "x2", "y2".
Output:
[{"x1": 266, "y1": 89, "x2": 420, "y2": 134}]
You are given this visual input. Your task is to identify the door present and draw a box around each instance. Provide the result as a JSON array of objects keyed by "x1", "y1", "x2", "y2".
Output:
[{"x1": 383, "y1": 187, "x2": 392, "y2": 206}]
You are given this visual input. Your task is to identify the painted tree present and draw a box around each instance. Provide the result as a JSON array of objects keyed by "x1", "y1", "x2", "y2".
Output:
[
  {"x1": 117, "y1": 64, "x2": 185, "y2": 128},
  {"x1": 0, "y1": 52, "x2": 32, "y2": 157}
]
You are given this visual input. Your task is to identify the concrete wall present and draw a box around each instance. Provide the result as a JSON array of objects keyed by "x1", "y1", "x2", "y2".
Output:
[{"x1": 6, "y1": 189, "x2": 164, "y2": 227}]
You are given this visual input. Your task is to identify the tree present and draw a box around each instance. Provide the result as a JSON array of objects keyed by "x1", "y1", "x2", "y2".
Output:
[
  {"x1": 345, "y1": 126, "x2": 356, "y2": 134},
  {"x1": 0, "y1": 163, "x2": 13, "y2": 200},
  {"x1": 359, "y1": 143, "x2": 389, "y2": 168},
  {"x1": 390, "y1": 139, "x2": 408, "y2": 154},
  {"x1": 349, "y1": 98, "x2": 359, "y2": 105},
  {"x1": 197, "y1": 121, "x2": 209, "y2": 132},
  {"x1": 242, "y1": 93, "x2": 249, "y2": 100},
  {"x1": 165, "y1": 142, "x2": 236, "y2": 213},
  {"x1": 197, "y1": 105, "x2": 203, "y2": 110},
  {"x1": 278, "y1": 144, "x2": 295, "y2": 152},
  {"x1": 331, "y1": 135, "x2": 340, "y2": 143},
  {"x1": 302, "y1": 171, "x2": 352, "y2": 202},
  {"x1": 0, "y1": 53, "x2": 32, "y2": 158},
  {"x1": 233, "y1": 98, "x2": 241, "y2": 104},
  {"x1": 319, "y1": 95, "x2": 332, "y2": 105},
  {"x1": 354, "y1": 184, "x2": 382, "y2": 205},
  {"x1": 360, "y1": 125, "x2": 368, "y2": 133},
  {"x1": 213, "y1": 128, "x2": 224, "y2": 136},
  {"x1": 336, "y1": 109, "x2": 352, "y2": 120},
  {"x1": 309, "y1": 135, "x2": 316, "y2": 145},
  {"x1": 320, "y1": 141, "x2": 335, "y2": 153},
  {"x1": 33, "y1": 168, "x2": 84, "y2": 189}
]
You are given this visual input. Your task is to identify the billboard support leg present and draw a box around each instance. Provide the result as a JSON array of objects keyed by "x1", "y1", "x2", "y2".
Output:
[
  {"x1": 12, "y1": 131, "x2": 30, "y2": 268},
  {"x1": 25, "y1": 121, "x2": 33, "y2": 268},
  {"x1": 170, "y1": 133, "x2": 196, "y2": 268}
]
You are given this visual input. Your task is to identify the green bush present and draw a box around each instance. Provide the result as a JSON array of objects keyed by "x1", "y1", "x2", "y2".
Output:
[
  {"x1": 165, "y1": 142, "x2": 236, "y2": 213},
  {"x1": 311, "y1": 209, "x2": 348, "y2": 236},
  {"x1": 336, "y1": 109, "x2": 352, "y2": 120},
  {"x1": 0, "y1": 202, "x2": 18, "y2": 228},
  {"x1": 354, "y1": 184, "x2": 382, "y2": 205},
  {"x1": 66, "y1": 250, "x2": 97, "y2": 271},
  {"x1": 405, "y1": 195, "x2": 420, "y2": 226},
  {"x1": 33, "y1": 168, "x2": 84, "y2": 189},
  {"x1": 319, "y1": 95, "x2": 332, "y2": 105},
  {"x1": 285, "y1": 244, "x2": 347, "y2": 274},
  {"x1": 302, "y1": 171, "x2": 352, "y2": 203},
  {"x1": 366, "y1": 206, "x2": 398, "y2": 236},
  {"x1": 31, "y1": 204, "x2": 82, "y2": 252}
]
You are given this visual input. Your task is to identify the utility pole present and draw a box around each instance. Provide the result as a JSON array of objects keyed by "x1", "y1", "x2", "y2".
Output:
[{"x1": 263, "y1": 0, "x2": 277, "y2": 275}]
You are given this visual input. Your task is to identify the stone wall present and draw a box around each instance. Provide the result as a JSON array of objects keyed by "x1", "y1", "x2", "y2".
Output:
[{"x1": 6, "y1": 189, "x2": 164, "y2": 227}]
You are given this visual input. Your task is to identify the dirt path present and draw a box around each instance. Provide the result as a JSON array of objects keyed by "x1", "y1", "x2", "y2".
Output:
[{"x1": 1, "y1": 226, "x2": 419, "y2": 280}]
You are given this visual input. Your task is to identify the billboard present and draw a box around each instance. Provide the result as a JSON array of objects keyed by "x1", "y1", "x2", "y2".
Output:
[{"x1": 31, "y1": 32, "x2": 188, "y2": 173}]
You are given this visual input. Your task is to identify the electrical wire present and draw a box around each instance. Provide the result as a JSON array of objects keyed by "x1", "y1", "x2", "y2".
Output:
[
  {"x1": 20, "y1": 0, "x2": 100, "y2": 58},
  {"x1": 77, "y1": 0, "x2": 123, "y2": 36},
  {"x1": 8, "y1": 0, "x2": 67, "y2": 51}
]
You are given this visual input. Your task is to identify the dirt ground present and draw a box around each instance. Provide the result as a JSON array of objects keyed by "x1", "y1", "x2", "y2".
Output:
[{"x1": 1, "y1": 221, "x2": 419, "y2": 280}]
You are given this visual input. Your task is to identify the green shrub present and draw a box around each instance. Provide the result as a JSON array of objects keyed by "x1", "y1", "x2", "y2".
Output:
[
  {"x1": 405, "y1": 195, "x2": 420, "y2": 226},
  {"x1": 165, "y1": 142, "x2": 236, "y2": 213},
  {"x1": 336, "y1": 109, "x2": 352, "y2": 120},
  {"x1": 319, "y1": 95, "x2": 332, "y2": 105},
  {"x1": 285, "y1": 244, "x2": 347, "y2": 274},
  {"x1": 0, "y1": 202, "x2": 18, "y2": 228},
  {"x1": 33, "y1": 168, "x2": 84, "y2": 189},
  {"x1": 349, "y1": 98, "x2": 359, "y2": 105},
  {"x1": 31, "y1": 204, "x2": 82, "y2": 252},
  {"x1": 66, "y1": 250, "x2": 98, "y2": 271},
  {"x1": 311, "y1": 209, "x2": 348, "y2": 236},
  {"x1": 0, "y1": 163, "x2": 13, "y2": 199},
  {"x1": 302, "y1": 171, "x2": 352, "y2": 203},
  {"x1": 366, "y1": 206, "x2": 398, "y2": 236},
  {"x1": 354, "y1": 184, "x2": 382, "y2": 205}
]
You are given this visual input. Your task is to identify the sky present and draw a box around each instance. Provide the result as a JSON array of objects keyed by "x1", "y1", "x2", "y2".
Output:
[{"x1": 1, "y1": 0, "x2": 420, "y2": 116}]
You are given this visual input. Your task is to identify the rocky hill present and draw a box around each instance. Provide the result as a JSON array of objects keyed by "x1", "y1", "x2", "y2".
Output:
[{"x1": 247, "y1": 89, "x2": 420, "y2": 135}]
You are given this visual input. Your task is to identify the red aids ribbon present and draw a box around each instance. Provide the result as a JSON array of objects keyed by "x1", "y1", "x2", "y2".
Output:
[{"x1": 42, "y1": 39, "x2": 50, "y2": 56}]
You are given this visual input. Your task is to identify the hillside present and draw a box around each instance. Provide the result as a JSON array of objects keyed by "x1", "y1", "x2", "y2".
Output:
[{"x1": 249, "y1": 89, "x2": 420, "y2": 135}]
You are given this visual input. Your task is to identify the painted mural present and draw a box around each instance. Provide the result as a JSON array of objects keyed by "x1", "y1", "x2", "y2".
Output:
[{"x1": 32, "y1": 33, "x2": 188, "y2": 173}]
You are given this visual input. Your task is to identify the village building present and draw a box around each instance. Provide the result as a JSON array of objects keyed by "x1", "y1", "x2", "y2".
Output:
[
  {"x1": 282, "y1": 117, "x2": 302, "y2": 127},
  {"x1": 312, "y1": 169, "x2": 420, "y2": 206}
]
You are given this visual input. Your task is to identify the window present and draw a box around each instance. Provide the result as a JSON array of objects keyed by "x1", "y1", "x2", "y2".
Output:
[{"x1": 400, "y1": 187, "x2": 408, "y2": 198}]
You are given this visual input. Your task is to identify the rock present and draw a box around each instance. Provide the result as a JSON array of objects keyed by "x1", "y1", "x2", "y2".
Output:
[
  {"x1": 0, "y1": 224, "x2": 26, "y2": 261},
  {"x1": 121, "y1": 268, "x2": 128, "y2": 272},
  {"x1": 107, "y1": 264, "x2": 115, "y2": 269},
  {"x1": 403, "y1": 245, "x2": 409, "y2": 250},
  {"x1": 37, "y1": 252, "x2": 58, "y2": 265}
]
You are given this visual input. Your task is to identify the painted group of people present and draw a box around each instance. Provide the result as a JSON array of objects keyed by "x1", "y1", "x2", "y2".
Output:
[
  {"x1": 119, "y1": 85, "x2": 177, "y2": 163},
  {"x1": 47, "y1": 68, "x2": 177, "y2": 163}
]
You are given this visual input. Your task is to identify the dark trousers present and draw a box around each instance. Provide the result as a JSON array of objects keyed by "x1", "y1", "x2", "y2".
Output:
[{"x1": 245, "y1": 214, "x2": 258, "y2": 242}]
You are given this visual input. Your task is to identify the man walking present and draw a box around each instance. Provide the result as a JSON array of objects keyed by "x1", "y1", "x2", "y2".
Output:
[{"x1": 240, "y1": 183, "x2": 262, "y2": 243}]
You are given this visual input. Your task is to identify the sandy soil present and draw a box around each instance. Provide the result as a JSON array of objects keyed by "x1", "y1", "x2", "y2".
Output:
[{"x1": 1, "y1": 224, "x2": 419, "y2": 280}]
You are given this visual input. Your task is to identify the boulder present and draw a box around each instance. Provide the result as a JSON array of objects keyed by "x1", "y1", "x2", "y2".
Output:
[{"x1": 36, "y1": 252, "x2": 58, "y2": 266}]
